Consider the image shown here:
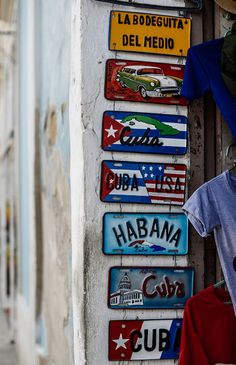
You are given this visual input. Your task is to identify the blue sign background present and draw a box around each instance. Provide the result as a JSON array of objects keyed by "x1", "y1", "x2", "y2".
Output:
[
  {"x1": 103, "y1": 213, "x2": 188, "y2": 255},
  {"x1": 101, "y1": 160, "x2": 187, "y2": 206},
  {"x1": 102, "y1": 111, "x2": 188, "y2": 155}
]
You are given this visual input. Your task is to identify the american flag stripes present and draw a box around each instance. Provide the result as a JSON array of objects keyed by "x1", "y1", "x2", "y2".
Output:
[{"x1": 101, "y1": 161, "x2": 186, "y2": 205}]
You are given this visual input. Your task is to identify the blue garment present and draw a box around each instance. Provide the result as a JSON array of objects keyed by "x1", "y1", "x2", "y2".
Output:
[
  {"x1": 181, "y1": 38, "x2": 236, "y2": 141},
  {"x1": 183, "y1": 171, "x2": 236, "y2": 315}
]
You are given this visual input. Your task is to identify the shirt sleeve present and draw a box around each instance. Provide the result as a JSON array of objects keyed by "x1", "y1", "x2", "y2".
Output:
[
  {"x1": 178, "y1": 301, "x2": 210, "y2": 365},
  {"x1": 181, "y1": 46, "x2": 210, "y2": 101},
  {"x1": 182, "y1": 183, "x2": 220, "y2": 237}
]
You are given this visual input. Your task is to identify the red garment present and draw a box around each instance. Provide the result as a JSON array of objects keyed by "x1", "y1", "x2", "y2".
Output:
[{"x1": 178, "y1": 285, "x2": 236, "y2": 365}]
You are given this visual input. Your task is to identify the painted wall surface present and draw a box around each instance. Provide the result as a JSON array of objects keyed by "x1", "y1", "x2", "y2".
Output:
[
  {"x1": 16, "y1": 0, "x2": 74, "y2": 364},
  {"x1": 69, "y1": 1, "x2": 85, "y2": 364},
  {"x1": 17, "y1": 1, "x2": 37, "y2": 364},
  {"x1": 34, "y1": 0, "x2": 73, "y2": 364},
  {"x1": 0, "y1": 21, "x2": 17, "y2": 343},
  {"x1": 80, "y1": 1, "x2": 189, "y2": 364}
]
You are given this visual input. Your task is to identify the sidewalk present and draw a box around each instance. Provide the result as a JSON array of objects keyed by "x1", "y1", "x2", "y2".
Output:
[{"x1": 0, "y1": 310, "x2": 17, "y2": 365}]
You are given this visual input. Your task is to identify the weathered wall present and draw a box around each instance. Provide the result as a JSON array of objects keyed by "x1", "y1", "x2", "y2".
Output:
[
  {"x1": 80, "y1": 1, "x2": 190, "y2": 364},
  {"x1": 0, "y1": 20, "x2": 16, "y2": 313},
  {"x1": 69, "y1": 1, "x2": 85, "y2": 364},
  {"x1": 0, "y1": 14, "x2": 16, "y2": 338},
  {"x1": 16, "y1": 0, "x2": 74, "y2": 364},
  {"x1": 17, "y1": 1, "x2": 36, "y2": 363},
  {"x1": 35, "y1": 1, "x2": 73, "y2": 364}
]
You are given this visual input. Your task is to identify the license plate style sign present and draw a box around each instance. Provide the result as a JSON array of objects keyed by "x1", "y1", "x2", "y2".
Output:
[
  {"x1": 108, "y1": 267, "x2": 194, "y2": 309},
  {"x1": 100, "y1": 161, "x2": 186, "y2": 205},
  {"x1": 105, "y1": 59, "x2": 187, "y2": 105},
  {"x1": 109, "y1": 11, "x2": 191, "y2": 57},
  {"x1": 109, "y1": 319, "x2": 182, "y2": 361},
  {"x1": 103, "y1": 213, "x2": 188, "y2": 255},
  {"x1": 102, "y1": 111, "x2": 188, "y2": 155}
]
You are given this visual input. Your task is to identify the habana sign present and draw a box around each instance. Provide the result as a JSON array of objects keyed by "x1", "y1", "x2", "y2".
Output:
[
  {"x1": 109, "y1": 11, "x2": 191, "y2": 56},
  {"x1": 109, "y1": 319, "x2": 182, "y2": 361},
  {"x1": 103, "y1": 213, "x2": 188, "y2": 255},
  {"x1": 108, "y1": 267, "x2": 194, "y2": 309},
  {"x1": 102, "y1": 111, "x2": 188, "y2": 155}
]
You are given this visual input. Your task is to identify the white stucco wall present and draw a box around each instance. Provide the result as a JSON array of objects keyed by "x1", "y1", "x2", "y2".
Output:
[
  {"x1": 77, "y1": 1, "x2": 189, "y2": 364},
  {"x1": 70, "y1": 1, "x2": 85, "y2": 364}
]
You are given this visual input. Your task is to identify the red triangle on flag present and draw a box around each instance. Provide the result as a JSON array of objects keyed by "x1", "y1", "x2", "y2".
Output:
[
  {"x1": 102, "y1": 113, "x2": 127, "y2": 148},
  {"x1": 101, "y1": 161, "x2": 116, "y2": 201}
]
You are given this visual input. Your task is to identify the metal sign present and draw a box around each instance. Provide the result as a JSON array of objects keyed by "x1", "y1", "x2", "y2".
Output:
[
  {"x1": 103, "y1": 213, "x2": 188, "y2": 255},
  {"x1": 95, "y1": 0, "x2": 202, "y2": 12},
  {"x1": 102, "y1": 111, "x2": 188, "y2": 155},
  {"x1": 108, "y1": 267, "x2": 194, "y2": 309},
  {"x1": 105, "y1": 59, "x2": 187, "y2": 105},
  {"x1": 109, "y1": 11, "x2": 191, "y2": 57},
  {"x1": 100, "y1": 161, "x2": 187, "y2": 205},
  {"x1": 109, "y1": 319, "x2": 182, "y2": 361}
]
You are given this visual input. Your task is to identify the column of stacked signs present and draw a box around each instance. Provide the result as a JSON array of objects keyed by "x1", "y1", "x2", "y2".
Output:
[{"x1": 100, "y1": 8, "x2": 193, "y2": 362}]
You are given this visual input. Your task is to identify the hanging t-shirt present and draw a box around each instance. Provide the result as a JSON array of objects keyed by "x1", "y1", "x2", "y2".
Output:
[
  {"x1": 181, "y1": 38, "x2": 236, "y2": 141},
  {"x1": 183, "y1": 171, "x2": 236, "y2": 314},
  {"x1": 178, "y1": 285, "x2": 236, "y2": 365}
]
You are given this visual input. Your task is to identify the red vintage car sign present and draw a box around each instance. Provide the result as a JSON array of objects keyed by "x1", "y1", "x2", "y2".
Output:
[
  {"x1": 105, "y1": 59, "x2": 187, "y2": 105},
  {"x1": 109, "y1": 319, "x2": 182, "y2": 361}
]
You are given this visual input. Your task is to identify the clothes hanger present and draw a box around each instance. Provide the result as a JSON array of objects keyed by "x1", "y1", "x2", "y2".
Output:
[
  {"x1": 229, "y1": 159, "x2": 236, "y2": 174},
  {"x1": 226, "y1": 143, "x2": 236, "y2": 174},
  {"x1": 224, "y1": 20, "x2": 236, "y2": 36},
  {"x1": 214, "y1": 279, "x2": 232, "y2": 305},
  {"x1": 213, "y1": 279, "x2": 225, "y2": 288}
]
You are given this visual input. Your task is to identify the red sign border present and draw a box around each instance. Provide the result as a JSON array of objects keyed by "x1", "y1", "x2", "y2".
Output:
[
  {"x1": 105, "y1": 59, "x2": 188, "y2": 105},
  {"x1": 108, "y1": 318, "x2": 183, "y2": 361}
]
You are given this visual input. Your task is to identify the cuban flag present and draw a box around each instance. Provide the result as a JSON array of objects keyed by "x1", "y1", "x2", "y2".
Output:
[
  {"x1": 102, "y1": 111, "x2": 188, "y2": 155},
  {"x1": 109, "y1": 319, "x2": 182, "y2": 361},
  {"x1": 101, "y1": 161, "x2": 186, "y2": 205}
]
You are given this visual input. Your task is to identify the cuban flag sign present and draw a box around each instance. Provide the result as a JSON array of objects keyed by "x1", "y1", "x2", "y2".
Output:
[
  {"x1": 102, "y1": 111, "x2": 188, "y2": 155},
  {"x1": 109, "y1": 319, "x2": 182, "y2": 361},
  {"x1": 101, "y1": 161, "x2": 186, "y2": 205}
]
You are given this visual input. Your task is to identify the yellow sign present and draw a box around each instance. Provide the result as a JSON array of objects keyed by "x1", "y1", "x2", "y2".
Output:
[{"x1": 109, "y1": 11, "x2": 191, "y2": 57}]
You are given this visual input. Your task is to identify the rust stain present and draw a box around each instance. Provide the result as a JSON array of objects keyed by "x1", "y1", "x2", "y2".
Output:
[
  {"x1": 45, "y1": 106, "x2": 57, "y2": 145},
  {"x1": 61, "y1": 102, "x2": 66, "y2": 115}
]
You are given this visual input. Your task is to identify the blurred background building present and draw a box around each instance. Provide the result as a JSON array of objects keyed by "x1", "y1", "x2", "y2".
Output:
[{"x1": 0, "y1": 1, "x2": 78, "y2": 364}]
